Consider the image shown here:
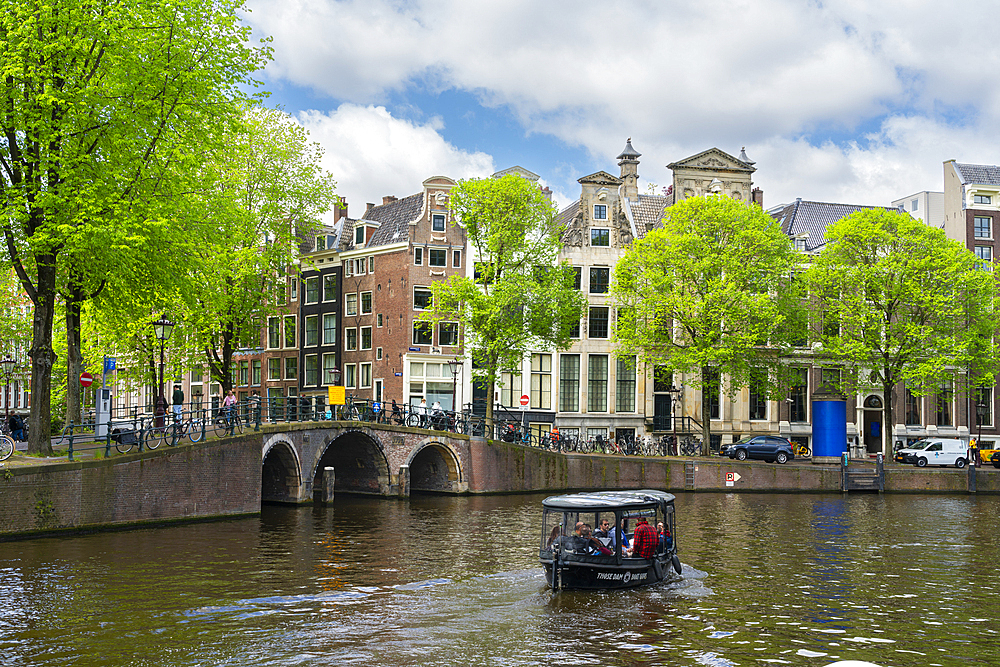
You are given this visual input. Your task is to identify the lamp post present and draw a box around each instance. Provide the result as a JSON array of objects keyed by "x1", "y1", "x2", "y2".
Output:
[
  {"x1": 0, "y1": 356, "x2": 15, "y2": 424},
  {"x1": 976, "y1": 396, "x2": 987, "y2": 467},
  {"x1": 447, "y1": 358, "x2": 461, "y2": 413},
  {"x1": 152, "y1": 316, "x2": 175, "y2": 427}
]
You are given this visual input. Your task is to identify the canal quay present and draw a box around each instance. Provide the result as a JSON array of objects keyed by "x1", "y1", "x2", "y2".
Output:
[{"x1": 2, "y1": 491, "x2": 997, "y2": 667}]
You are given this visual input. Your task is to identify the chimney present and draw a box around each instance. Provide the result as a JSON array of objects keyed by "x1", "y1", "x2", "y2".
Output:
[
  {"x1": 382, "y1": 195, "x2": 398, "y2": 205},
  {"x1": 540, "y1": 185, "x2": 552, "y2": 202},
  {"x1": 366, "y1": 202, "x2": 375, "y2": 215},
  {"x1": 334, "y1": 200, "x2": 348, "y2": 222},
  {"x1": 751, "y1": 188, "x2": 764, "y2": 208}
]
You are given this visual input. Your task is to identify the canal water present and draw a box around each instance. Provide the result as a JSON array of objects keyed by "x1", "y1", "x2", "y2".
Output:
[{"x1": 2, "y1": 492, "x2": 998, "y2": 666}]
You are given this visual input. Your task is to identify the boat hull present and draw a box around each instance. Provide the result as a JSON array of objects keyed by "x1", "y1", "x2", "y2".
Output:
[{"x1": 542, "y1": 556, "x2": 676, "y2": 590}]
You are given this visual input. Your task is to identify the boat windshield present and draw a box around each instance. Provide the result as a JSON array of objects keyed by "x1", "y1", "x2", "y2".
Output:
[{"x1": 540, "y1": 505, "x2": 674, "y2": 557}]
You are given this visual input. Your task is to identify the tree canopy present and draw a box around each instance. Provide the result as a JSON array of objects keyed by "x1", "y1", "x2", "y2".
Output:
[
  {"x1": 612, "y1": 195, "x2": 805, "y2": 454},
  {"x1": 806, "y1": 208, "x2": 1000, "y2": 453},
  {"x1": 424, "y1": 174, "x2": 586, "y2": 426}
]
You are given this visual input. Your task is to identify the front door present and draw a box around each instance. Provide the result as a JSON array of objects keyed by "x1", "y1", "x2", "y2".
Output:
[
  {"x1": 863, "y1": 395, "x2": 883, "y2": 453},
  {"x1": 654, "y1": 395, "x2": 671, "y2": 431}
]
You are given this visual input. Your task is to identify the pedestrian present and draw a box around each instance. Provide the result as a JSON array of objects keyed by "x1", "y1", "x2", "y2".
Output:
[
  {"x1": 249, "y1": 390, "x2": 262, "y2": 429},
  {"x1": 418, "y1": 397, "x2": 428, "y2": 428},
  {"x1": 171, "y1": 384, "x2": 184, "y2": 422}
]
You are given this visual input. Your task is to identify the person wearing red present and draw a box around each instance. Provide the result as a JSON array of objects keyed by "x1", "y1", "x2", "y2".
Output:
[{"x1": 632, "y1": 517, "x2": 659, "y2": 559}]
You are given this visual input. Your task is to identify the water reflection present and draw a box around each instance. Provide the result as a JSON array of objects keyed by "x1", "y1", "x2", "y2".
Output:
[{"x1": 0, "y1": 492, "x2": 998, "y2": 666}]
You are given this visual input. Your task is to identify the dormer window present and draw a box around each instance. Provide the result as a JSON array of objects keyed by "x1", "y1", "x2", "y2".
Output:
[
  {"x1": 432, "y1": 213, "x2": 446, "y2": 232},
  {"x1": 355, "y1": 225, "x2": 365, "y2": 246},
  {"x1": 315, "y1": 236, "x2": 326, "y2": 251},
  {"x1": 594, "y1": 205, "x2": 607, "y2": 220},
  {"x1": 974, "y1": 194, "x2": 992, "y2": 205}
]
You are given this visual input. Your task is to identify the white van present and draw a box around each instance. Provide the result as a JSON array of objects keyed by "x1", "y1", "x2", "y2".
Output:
[{"x1": 896, "y1": 438, "x2": 970, "y2": 468}]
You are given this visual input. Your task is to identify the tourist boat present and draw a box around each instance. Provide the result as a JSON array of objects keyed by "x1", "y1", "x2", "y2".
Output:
[{"x1": 539, "y1": 489, "x2": 682, "y2": 590}]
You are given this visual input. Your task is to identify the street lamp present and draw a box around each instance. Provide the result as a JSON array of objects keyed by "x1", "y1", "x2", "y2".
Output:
[
  {"x1": 152, "y1": 315, "x2": 175, "y2": 426},
  {"x1": 447, "y1": 358, "x2": 461, "y2": 413},
  {"x1": 0, "y1": 356, "x2": 15, "y2": 424}
]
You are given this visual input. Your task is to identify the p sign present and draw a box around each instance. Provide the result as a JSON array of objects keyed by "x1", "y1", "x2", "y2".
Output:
[{"x1": 725, "y1": 472, "x2": 742, "y2": 487}]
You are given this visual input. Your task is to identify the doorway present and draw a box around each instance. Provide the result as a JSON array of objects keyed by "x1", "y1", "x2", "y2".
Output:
[{"x1": 863, "y1": 394, "x2": 883, "y2": 453}]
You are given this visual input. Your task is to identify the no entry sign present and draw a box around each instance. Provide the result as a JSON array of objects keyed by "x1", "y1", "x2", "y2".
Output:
[
  {"x1": 520, "y1": 394, "x2": 530, "y2": 407},
  {"x1": 80, "y1": 371, "x2": 93, "y2": 387}
]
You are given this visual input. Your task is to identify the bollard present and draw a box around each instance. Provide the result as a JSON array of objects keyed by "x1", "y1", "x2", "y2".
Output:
[
  {"x1": 968, "y1": 454, "x2": 977, "y2": 494},
  {"x1": 323, "y1": 467, "x2": 336, "y2": 504}
]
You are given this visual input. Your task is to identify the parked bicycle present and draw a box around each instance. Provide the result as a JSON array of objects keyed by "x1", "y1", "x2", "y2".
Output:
[
  {"x1": 0, "y1": 433, "x2": 14, "y2": 461},
  {"x1": 793, "y1": 442, "x2": 811, "y2": 458},
  {"x1": 679, "y1": 436, "x2": 700, "y2": 456}
]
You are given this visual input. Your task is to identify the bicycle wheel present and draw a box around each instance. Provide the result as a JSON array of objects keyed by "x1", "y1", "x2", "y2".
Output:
[
  {"x1": 143, "y1": 428, "x2": 161, "y2": 450},
  {"x1": 188, "y1": 420, "x2": 204, "y2": 443},
  {"x1": 232, "y1": 415, "x2": 244, "y2": 435},
  {"x1": 0, "y1": 434, "x2": 14, "y2": 460}
]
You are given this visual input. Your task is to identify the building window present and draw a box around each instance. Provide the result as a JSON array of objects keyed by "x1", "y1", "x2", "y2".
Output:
[
  {"x1": 315, "y1": 235, "x2": 326, "y2": 251},
  {"x1": 345, "y1": 260, "x2": 352, "y2": 277},
  {"x1": 346, "y1": 293, "x2": 358, "y2": 316},
  {"x1": 305, "y1": 315, "x2": 319, "y2": 347},
  {"x1": 344, "y1": 363, "x2": 356, "y2": 389},
  {"x1": 239, "y1": 361, "x2": 248, "y2": 386},
  {"x1": 361, "y1": 326, "x2": 372, "y2": 350},
  {"x1": 572, "y1": 266, "x2": 581, "y2": 290},
  {"x1": 361, "y1": 291, "x2": 373, "y2": 314},
  {"x1": 588, "y1": 307, "x2": 609, "y2": 339},
  {"x1": 377, "y1": 313, "x2": 383, "y2": 327},
  {"x1": 975, "y1": 216, "x2": 992, "y2": 238},
  {"x1": 594, "y1": 204, "x2": 607, "y2": 220},
  {"x1": 794, "y1": 238, "x2": 807, "y2": 252},
  {"x1": 323, "y1": 314, "x2": 337, "y2": 346},
  {"x1": 353, "y1": 258, "x2": 366, "y2": 276},
  {"x1": 591, "y1": 228, "x2": 610, "y2": 246},
  {"x1": 615, "y1": 356, "x2": 636, "y2": 413},
  {"x1": 376, "y1": 347, "x2": 383, "y2": 361},
  {"x1": 976, "y1": 387, "x2": 993, "y2": 427},
  {"x1": 285, "y1": 357, "x2": 297, "y2": 380},
  {"x1": 413, "y1": 287, "x2": 433, "y2": 310},
  {"x1": 904, "y1": 386, "x2": 920, "y2": 425},
  {"x1": 284, "y1": 316, "x2": 296, "y2": 348},
  {"x1": 569, "y1": 317, "x2": 580, "y2": 339},
  {"x1": 414, "y1": 247, "x2": 423, "y2": 265},
  {"x1": 429, "y1": 249, "x2": 447, "y2": 266},
  {"x1": 789, "y1": 368, "x2": 808, "y2": 422},
  {"x1": 360, "y1": 362, "x2": 372, "y2": 388},
  {"x1": 305, "y1": 355, "x2": 319, "y2": 385},
  {"x1": 432, "y1": 213, "x2": 446, "y2": 232},
  {"x1": 413, "y1": 321, "x2": 433, "y2": 345},
  {"x1": 252, "y1": 360, "x2": 261, "y2": 385},
  {"x1": 589, "y1": 267, "x2": 609, "y2": 294},
  {"x1": 821, "y1": 367, "x2": 841, "y2": 391},
  {"x1": 305, "y1": 277, "x2": 319, "y2": 304},
  {"x1": 268, "y1": 357, "x2": 281, "y2": 381},
  {"x1": 368, "y1": 256, "x2": 374, "y2": 273},
  {"x1": 500, "y1": 372, "x2": 522, "y2": 408},
  {"x1": 749, "y1": 377, "x2": 767, "y2": 420},
  {"x1": 911, "y1": 199, "x2": 918, "y2": 211},
  {"x1": 453, "y1": 250, "x2": 462, "y2": 267},
  {"x1": 289, "y1": 278, "x2": 297, "y2": 301},
  {"x1": 268, "y1": 317, "x2": 280, "y2": 349},
  {"x1": 439, "y1": 322, "x2": 459, "y2": 346},
  {"x1": 323, "y1": 354, "x2": 338, "y2": 385},
  {"x1": 976, "y1": 245, "x2": 993, "y2": 270},
  {"x1": 323, "y1": 274, "x2": 337, "y2": 301},
  {"x1": 587, "y1": 355, "x2": 608, "y2": 412},
  {"x1": 531, "y1": 353, "x2": 551, "y2": 409},
  {"x1": 559, "y1": 354, "x2": 580, "y2": 412},
  {"x1": 974, "y1": 194, "x2": 992, "y2": 205},
  {"x1": 345, "y1": 328, "x2": 357, "y2": 351},
  {"x1": 705, "y1": 368, "x2": 721, "y2": 419},
  {"x1": 355, "y1": 225, "x2": 365, "y2": 246},
  {"x1": 937, "y1": 381, "x2": 952, "y2": 427}
]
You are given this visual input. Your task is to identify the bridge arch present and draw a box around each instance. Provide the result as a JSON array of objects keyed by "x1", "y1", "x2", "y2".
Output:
[
  {"x1": 407, "y1": 440, "x2": 463, "y2": 494},
  {"x1": 261, "y1": 437, "x2": 302, "y2": 503},
  {"x1": 312, "y1": 429, "x2": 391, "y2": 498}
]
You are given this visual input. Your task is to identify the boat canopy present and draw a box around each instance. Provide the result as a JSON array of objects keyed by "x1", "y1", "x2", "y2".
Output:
[{"x1": 542, "y1": 490, "x2": 675, "y2": 512}]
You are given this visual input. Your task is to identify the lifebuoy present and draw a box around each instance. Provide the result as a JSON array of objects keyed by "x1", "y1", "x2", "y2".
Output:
[{"x1": 671, "y1": 555, "x2": 682, "y2": 575}]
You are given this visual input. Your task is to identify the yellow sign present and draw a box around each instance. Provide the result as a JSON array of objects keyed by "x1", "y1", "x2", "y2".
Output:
[{"x1": 328, "y1": 385, "x2": 346, "y2": 405}]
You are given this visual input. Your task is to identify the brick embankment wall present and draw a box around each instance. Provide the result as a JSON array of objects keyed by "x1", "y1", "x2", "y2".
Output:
[{"x1": 0, "y1": 435, "x2": 261, "y2": 538}]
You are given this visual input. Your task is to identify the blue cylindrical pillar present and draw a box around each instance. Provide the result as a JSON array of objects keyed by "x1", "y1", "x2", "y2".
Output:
[{"x1": 812, "y1": 390, "x2": 847, "y2": 464}]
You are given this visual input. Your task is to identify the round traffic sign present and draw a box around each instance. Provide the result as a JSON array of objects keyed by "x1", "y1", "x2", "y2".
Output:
[
  {"x1": 520, "y1": 394, "x2": 530, "y2": 407},
  {"x1": 80, "y1": 371, "x2": 93, "y2": 387}
]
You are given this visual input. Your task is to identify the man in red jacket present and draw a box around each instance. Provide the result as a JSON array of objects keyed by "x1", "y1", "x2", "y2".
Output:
[{"x1": 632, "y1": 517, "x2": 659, "y2": 559}]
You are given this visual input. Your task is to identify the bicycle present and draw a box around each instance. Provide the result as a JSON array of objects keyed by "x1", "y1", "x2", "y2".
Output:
[
  {"x1": 0, "y1": 433, "x2": 14, "y2": 461},
  {"x1": 793, "y1": 442, "x2": 811, "y2": 458},
  {"x1": 679, "y1": 437, "x2": 700, "y2": 456}
]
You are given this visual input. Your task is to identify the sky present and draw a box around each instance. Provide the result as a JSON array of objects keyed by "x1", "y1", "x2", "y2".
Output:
[{"x1": 241, "y1": 0, "x2": 1000, "y2": 219}]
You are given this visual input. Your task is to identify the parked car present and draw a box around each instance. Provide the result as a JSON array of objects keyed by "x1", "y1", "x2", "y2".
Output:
[
  {"x1": 990, "y1": 451, "x2": 1000, "y2": 469},
  {"x1": 722, "y1": 436, "x2": 795, "y2": 464},
  {"x1": 895, "y1": 438, "x2": 969, "y2": 468}
]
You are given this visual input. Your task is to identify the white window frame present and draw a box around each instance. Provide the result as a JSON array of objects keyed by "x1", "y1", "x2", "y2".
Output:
[
  {"x1": 360, "y1": 362, "x2": 372, "y2": 389},
  {"x1": 323, "y1": 353, "x2": 338, "y2": 385},
  {"x1": 432, "y1": 213, "x2": 446, "y2": 232},
  {"x1": 345, "y1": 327, "x2": 358, "y2": 351},
  {"x1": 344, "y1": 363, "x2": 357, "y2": 389},
  {"x1": 304, "y1": 354, "x2": 319, "y2": 386},
  {"x1": 361, "y1": 326, "x2": 372, "y2": 350},
  {"x1": 593, "y1": 204, "x2": 607, "y2": 220},
  {"x1": 453, "y1": 249, "x2": 462, "y2": 268},
  {"x1": 413, "y1": 286, "x2": 433, "y2": 310},
  {"x1": 355, "y1": 225, "x2": 365, "y2": 246},
  {"x1": 345, "y1": 293, "x2": 358, "y2": 316},
  {"x1": 439, "y1": 321, "x2": 459, "y2": 347},
  {"x1": 368, "y1": 256, "x2": 374, "y2": 273},
  {"x1": 305, "y1": 314, "x2": 319, "y2": 347},
  {"x1": 283, "y1": 315, "x2": 297, "y2": 348},
  {"x1": 376, "y1": 347, "x2": 383, "y2": 361},
  {"x1": 414, "y1": 247, "x2": 423, "y2": 265},
  {"x1": 361, "y1": 291, "x2": 373, "y2": 314},
  {"x1": 428, "y1": 248, "x2": 447, "y2": 267},
  {"x1": 322, "y1": 313, "x2": 337, "y2": 346},
  {"x1": 590, "y1": 227, "x2": 610, "y2": 247}
]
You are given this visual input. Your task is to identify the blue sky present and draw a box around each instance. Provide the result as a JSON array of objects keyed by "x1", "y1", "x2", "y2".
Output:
[{"x1": 243, "y1": 0, "x2": 1000, "y2": 218}]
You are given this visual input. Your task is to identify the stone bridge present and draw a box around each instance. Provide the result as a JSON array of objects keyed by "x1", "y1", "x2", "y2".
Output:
[{"x1": 260, "y1": 421, "x2": 473, "y2": 503}]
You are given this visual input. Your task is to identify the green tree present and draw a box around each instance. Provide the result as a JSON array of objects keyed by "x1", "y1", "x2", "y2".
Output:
[
  {"x1": 806, "y1": 208, "x2": 999, "y2": 454},
  {"x1": 612, "y1": 195, "x2": 805, "y2": 455},
  {"x1": 0, "y1": 0, "x2": 266, "y2": 454},
  {"x1": 424, "y1": 174, "x2": 586, "y2": 428}
]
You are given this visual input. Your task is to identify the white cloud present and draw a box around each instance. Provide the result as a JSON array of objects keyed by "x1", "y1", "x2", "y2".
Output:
[{"x1": 295, "y1": 104, "x2": 495, "y2": 218}]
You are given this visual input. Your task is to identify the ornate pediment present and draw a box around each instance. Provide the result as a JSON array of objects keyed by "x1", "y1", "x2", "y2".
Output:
[
  {"x1": 667, "y1": 148, "x2": 755, "y2": 174},
  {"x1": 578, "y1": 170, "x2": 623, "y2": 186}
]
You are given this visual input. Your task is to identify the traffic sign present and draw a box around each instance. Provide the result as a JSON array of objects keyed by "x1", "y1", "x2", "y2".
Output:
[
  {"x1": 80, "y1": 371, "x2": 94, "y2": 387},
  {"x1": 520, "y1": 394, "x2": 530, "y2": 407}
]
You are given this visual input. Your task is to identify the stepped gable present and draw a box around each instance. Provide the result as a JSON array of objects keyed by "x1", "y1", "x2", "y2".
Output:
[
  {"x1": 363, "y1": 193, "x2": 423, "y2": 247},
  {"x1": 953, "y1": 163, "x2": 1000, "y2": 185},
  {"x1": 770, "y1": 199, "x2": 896, "y2": 252}
]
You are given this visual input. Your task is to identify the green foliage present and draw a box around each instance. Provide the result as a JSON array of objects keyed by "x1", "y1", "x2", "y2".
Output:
[
  {"x1": 806, "y1": 208, "x2": 1000, "y2": 433},
  {"x1": 425, "y1": 174, "x2": 586, "y2": 423},
  {"x1": 612, "y1": 195, "x2": 804, "y2": 451}
]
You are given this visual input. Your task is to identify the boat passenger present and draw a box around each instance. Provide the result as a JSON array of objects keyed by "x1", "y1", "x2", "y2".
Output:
[
  {"x1": 659, "y1": 523, "x2": 673, "y2": 551},
  {"x1": 580, "y1": 524, "x2": 612, "y2": 556},
  {"x1": 612, "y1": 518, "x2": 631, "y2": 554},
  {"x1": 593, "y1": 519, "x2": 611, "y2": 540},
  {"x1": 632, "y1": 518, "x2": 659, "y2": 559},
  {"x1": 547, "y1": 525, "x2": 563, "y2": 548}
]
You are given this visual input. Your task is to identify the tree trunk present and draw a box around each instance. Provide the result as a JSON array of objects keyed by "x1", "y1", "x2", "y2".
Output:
[
  {"x1": 485, "y1": 379, "x2": 495, "y2": 440},
  {"x1": 27, "y1": 257, "x2": 57, "y2": 456},
  {"x1": 65, "y1": 289, "x2": 84, "y2": 428},
  {"x1": 700, "y1": 365, "x2": 712, "y2": 456},
  {"x1": 883, "y1": 378, "x2": 894, "y2": 458}
]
